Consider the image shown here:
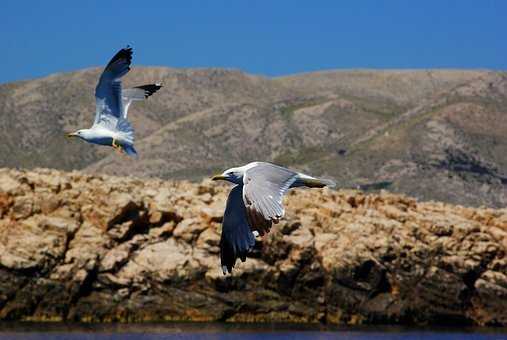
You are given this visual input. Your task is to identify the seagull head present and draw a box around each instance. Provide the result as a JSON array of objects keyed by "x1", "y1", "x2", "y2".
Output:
[
  {"x1": 211, "y1": 166, "x2": 245, "y2": 184},
  {"x1": 66, "y1": 129, "x2": 91, "y2": 140}
]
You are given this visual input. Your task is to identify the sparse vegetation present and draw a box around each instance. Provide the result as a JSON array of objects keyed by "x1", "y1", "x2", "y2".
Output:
[
  {"x1": 0, "y1": 68, "x2": 505, "y2": 207},
  {"x1": 277, "y1": 97, "x2": 326, "y2": 120}
]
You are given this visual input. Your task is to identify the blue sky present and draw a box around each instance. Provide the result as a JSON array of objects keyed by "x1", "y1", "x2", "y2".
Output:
[{"x1": 0, "y1": 0, "x2": 505, "y2": 83}]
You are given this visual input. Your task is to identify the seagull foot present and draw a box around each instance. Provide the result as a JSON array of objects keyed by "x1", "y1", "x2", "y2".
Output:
[{"x1": 112, "y1": 139, "x2": 124, "y2": 154}]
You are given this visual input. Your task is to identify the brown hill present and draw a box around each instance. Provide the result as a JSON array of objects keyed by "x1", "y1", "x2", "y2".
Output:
[
  {"x1": 0, "y1": 68, "x2": 506, "y2": 207},
  {"x1": 0, "y1": 168, "x2": 505, "y2": 325}
]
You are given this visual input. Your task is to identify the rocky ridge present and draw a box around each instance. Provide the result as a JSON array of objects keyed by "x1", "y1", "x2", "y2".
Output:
[{"x1": 0, "y1": 168, "x2": 506, "y2": 325}]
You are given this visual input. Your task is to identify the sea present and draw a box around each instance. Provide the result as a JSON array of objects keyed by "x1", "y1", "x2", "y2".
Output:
[{"x1": 0, "y1": 323, "x2": 505, "y2": 340}]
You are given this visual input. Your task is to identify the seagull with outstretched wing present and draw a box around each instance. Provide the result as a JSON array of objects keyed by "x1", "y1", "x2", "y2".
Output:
[
  {"x1": 212, "y1": 161, "x2": 335, "y2": 274},
  {"x1": 66, "y1": 46, "x2": 162, "y2": 156}
]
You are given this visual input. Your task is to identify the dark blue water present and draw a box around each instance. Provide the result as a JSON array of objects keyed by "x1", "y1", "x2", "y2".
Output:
[{"x1": 0, "y1": 323, "x2": 505, "y2": 340}]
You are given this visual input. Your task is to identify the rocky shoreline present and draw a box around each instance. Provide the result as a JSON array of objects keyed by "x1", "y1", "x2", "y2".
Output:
[{"x1": 0, "y1": 168, "x2": 505, "y2": 325}]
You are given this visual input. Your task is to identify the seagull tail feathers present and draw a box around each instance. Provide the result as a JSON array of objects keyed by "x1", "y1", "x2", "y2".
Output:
[
  {"x1": 123, "y1": 144, "x2": 138, "y2": 157},
  {"x1": 300, "y1": 177, "x2": 336, "y2": 188}
]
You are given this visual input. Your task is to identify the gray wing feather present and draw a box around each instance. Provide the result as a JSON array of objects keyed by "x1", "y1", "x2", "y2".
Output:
[
  {"x1": 121, "y1": 83, "x2": 162, "y2": 119},
  {"x1": 94, "y1": 47, "x2": 132, "y2": 126},
  {"x1": 242, "y1": 163, "x2": 298, "y2": 221}
]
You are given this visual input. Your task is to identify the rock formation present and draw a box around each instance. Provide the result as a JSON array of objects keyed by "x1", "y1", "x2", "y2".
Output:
[{"x1": 0, "y1": 168, "x2": 505, "y2": 325}]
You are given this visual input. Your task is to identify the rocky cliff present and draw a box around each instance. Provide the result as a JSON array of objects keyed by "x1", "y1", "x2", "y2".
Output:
[{"x1": 0, "y1": 168, "x2": 505, "y2": 325}]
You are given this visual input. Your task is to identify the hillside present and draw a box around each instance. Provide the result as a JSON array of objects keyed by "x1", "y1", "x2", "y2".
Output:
[
  {"x1": 0, "y1": 168, "x2": 506, "y2": 325},
  {"x1": 0, "y1": 68, "x2": 506, "y2": 207}
]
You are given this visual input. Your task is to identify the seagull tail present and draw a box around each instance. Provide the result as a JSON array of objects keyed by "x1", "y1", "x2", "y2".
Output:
[
  {"x1": 295, "y1": 174, "x2": 336, "y2": 188},
  {"x1": 123, "y1": 144, "x2": 138, "y2": 157}
]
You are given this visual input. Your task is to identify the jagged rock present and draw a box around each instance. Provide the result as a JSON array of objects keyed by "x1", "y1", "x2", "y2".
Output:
[
  {"x1": 149, "y1": 221, "x2": 176, "y2": 238},
  {"x1": 0, "y1": 168, "x2": 505, "y2": 325},
  {"x1": 100, "y1": 243, "x2": 134, "y2": 272},
  {"x1": 172, "y1": 218, "x2": 208, "y2": 243},
  {"x1": 195, "y1": 227, "x2": 220, "y2": 253},
  {"x1": 123, "y1": 240, "x2": 195, "y2": 282},
  {"x1": 11, "y1": 196, "x2": 33, "y2": 219}
]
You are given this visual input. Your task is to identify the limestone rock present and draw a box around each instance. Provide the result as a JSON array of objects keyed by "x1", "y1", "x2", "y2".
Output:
[{"x1": 0, "y1": 168, "x2": 505, "y2": 325}]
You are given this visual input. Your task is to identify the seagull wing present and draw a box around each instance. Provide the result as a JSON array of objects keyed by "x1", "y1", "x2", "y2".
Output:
[
  {"x1": 220, "y1": 184, "x2": 256, "y2": 274},
  {"x1": 242, "y1": 162, "x2": 298, "y2": 234},
  {"x1": 121, "y1": 83, "x2": 162, "y2": 119},
  {"x1": 94, "y1": 47, "x2": 132, "y2": 128}
]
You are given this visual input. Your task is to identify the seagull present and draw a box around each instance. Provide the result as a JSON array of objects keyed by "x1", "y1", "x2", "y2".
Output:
[
  {"x1": 66, "y1": 46, "x2": 162, "y2": 156},
  {"x1": 212, "y1": 161, "x2": 335, "y2": 274}
]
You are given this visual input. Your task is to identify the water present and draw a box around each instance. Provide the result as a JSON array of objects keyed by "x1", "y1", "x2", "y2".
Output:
[{"x1": 0, "y1": 323, "x2": 505, "y2": 340}]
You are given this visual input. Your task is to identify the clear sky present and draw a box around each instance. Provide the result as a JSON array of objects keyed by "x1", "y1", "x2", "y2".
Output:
[{"x1": 1, "y1": 0, "x2": 505, "y2": 84}]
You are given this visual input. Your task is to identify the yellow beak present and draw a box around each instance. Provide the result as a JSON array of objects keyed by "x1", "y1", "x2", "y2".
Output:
[
  {"x1": 66, "y1": 132, "x2": 77, "y2": 138},
  {"x1": 211, "y1": 174, "x2": 227, "y2": 181}
]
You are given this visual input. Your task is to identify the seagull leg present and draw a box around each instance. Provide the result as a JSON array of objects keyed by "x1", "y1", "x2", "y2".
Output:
[{"x1": 112, "y1": 138, "x2": 125, "y2": 154}]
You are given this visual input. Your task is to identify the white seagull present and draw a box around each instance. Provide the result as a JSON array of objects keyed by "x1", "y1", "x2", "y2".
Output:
[
  {"x1": 212, "y1": 161, "x2": 335, "y2": 274},
  {"x1": 66, "y1": 46, "x2": 162, "y2": 156}
]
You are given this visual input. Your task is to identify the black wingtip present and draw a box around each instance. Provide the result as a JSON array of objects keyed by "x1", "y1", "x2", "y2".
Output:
[
  {"x1": 106, "y1": 46, "x2": 133, "y2": 69},
  {"x1": 219, "y1": 232, "x2": 255, "y2": 275},
  {"x1": 136, "y1": 83, "x2": 163, "y2": 98},
  {"x1": 220, "y1": 240, "x2": 237, "y2": 275}
]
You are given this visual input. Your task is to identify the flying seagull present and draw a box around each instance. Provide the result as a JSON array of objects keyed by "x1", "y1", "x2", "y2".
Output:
[
  {"x1": 212, "y1": 161, "x2": 335, "y2": 274},
  {"x1": 66, "y1": 46, "x2": 162, "y2": 156}
]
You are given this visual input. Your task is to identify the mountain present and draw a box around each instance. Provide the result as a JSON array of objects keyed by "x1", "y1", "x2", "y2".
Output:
[{"x1": 0, "y1": 68, "x2": 506, "y2": 207}]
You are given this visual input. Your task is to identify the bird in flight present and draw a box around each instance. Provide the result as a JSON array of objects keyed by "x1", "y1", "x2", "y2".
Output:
[
  {"x1": 66, "y1": 46, "x2": 162, "y2": 156},
  {"x1": 212, "y1": 162, "x2": 335, "y2": 274}
]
